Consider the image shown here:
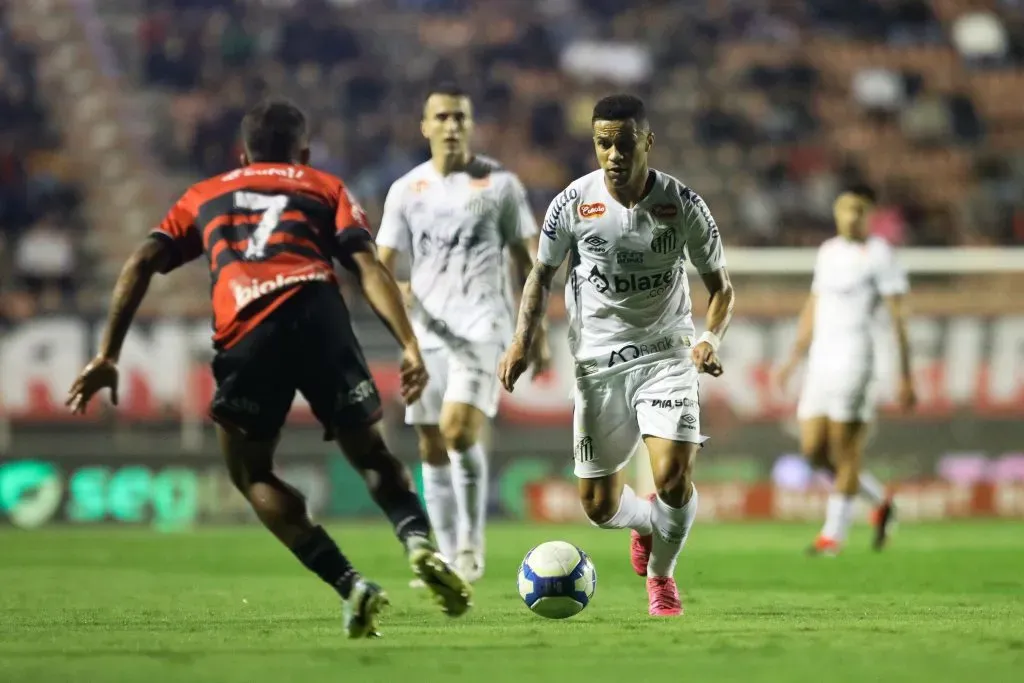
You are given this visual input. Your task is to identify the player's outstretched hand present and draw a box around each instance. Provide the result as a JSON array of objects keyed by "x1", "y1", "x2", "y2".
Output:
[
  {"x1": 498, "y1": 340, "x2": 529, "y2": 392},
  {"x1": 66, "y1": 355, "x2": 119, "y2": 414},
  {"x1": 691, "y1": 341, "x2": 723, "y2": 377},
  {"x1": 399, "y1": 344, "x2": 429, "y2": 405}
]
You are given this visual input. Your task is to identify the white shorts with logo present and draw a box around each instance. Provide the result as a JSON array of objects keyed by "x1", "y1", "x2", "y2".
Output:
[
  {"x1": 572, "y1": 351, "x2": 707, "y2": 479},
  {"x1": 405, "y1": 343, "x2": 503, "y2": 425},
  {"x1": 797, "y1": 364, "x2": 875, "y2": 423}
]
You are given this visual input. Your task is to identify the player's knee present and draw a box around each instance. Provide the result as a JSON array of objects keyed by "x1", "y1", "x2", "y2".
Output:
[
  {"x1": 439, "y1": 413, "x2": 479, "y2": 452},
  {"x1": 651, "y1": 454, "x2": 694, "y2": 504},
  {"x1": 578, "y1": 486, "x2": 620, "y2": 525},
  {"x1": 417, "y1": 429, "x2": 448, "y2": 465}
]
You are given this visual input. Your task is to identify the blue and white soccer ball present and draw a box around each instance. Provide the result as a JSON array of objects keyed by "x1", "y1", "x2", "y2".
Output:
[{"x1": 518, "y1": 541, "x2": 597, "y2": 619}]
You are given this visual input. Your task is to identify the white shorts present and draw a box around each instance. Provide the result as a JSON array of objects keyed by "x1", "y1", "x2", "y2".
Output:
[
  {"x1": 796, "y1": 367, "x2": 875, "y2": 423},
  {"x1": 405, "y1": 344, "x2": 502, "y2": 425},
  {"x1": 573, "y1": 352, "x2": 706, "y2": 479}
]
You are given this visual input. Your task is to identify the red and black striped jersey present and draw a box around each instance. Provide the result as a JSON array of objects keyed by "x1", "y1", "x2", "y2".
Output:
[{"x1": 150, "y1": 163, "x2": 370, "y2": 348}]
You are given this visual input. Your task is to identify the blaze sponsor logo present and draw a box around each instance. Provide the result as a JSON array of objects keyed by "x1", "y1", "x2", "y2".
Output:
[
  {"x1": 231, "y1": 271, "x2": 331, "y2": 310},
  {"x1": 587, "y1": 266, "x2": 676, "y2": 297},
  {"x1": 579, "y1": 202, "x2": 606, "y2": 219},
  {"x1": 651, "y1": 203, "x2": 678, "y2": 219}
]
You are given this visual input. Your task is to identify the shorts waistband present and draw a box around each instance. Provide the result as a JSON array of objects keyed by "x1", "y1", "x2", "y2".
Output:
[{"x1": 574, "y1": 334, "x2": 694, "y2": 380}]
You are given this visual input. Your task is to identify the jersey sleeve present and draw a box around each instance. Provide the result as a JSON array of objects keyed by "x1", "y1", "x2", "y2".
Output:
[
  {"x1": 374, "y1": 180, "x2": 412, "y2": 252},
  {"x1": 810, "y1": 245, "x2": 825, "y2": 294},
  {"x1": 537, "y1": 187, "x2": 576, "y2": 267},
  {"x1": 874, "y1": 242, "x2": 909, "y2": 296},
  {"x1": 149, "y1": 189, "x2": 202, "y2": 274},
  {"x1": 499, "y1": 174, "x2": 539, "y2": 245},
  {"x1": 334, "y1": 184, "x2": 373, "y2": 255},
  {"x1": 679, "y1": 187, "x2": 726, "y2": 273}
]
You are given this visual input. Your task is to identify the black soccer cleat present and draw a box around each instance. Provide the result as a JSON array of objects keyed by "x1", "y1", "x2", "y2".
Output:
[{"x1": 872, "y1": 500, "x2": 897, "y2": 551}]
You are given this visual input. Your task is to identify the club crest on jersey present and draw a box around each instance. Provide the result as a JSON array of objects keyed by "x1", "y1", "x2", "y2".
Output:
[
  {"x1": 411, "y1": 180, "x2": 430, "y2": 193},
  {"x1": 578, "y1": 202, "x2": 606, "y2": 219},
  {"x1": 650, "y1": 225, "x2": 678, "y2": 255},
  {"x1": 651, "y1": 204, "x2": 678, "y2": 219}
]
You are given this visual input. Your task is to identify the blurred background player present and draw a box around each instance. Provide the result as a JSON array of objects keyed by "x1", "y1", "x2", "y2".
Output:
[
  {"x1": 777, "y1": 185, "x2": 916, "y2": 555},
  {"x1": 499, "y1": 94, "x2": 735, "y2": 616},
  {"x1": 376, "y1": 84, "x2": 551, "y2": 583},
  {"x1": 65, "y1": 100, "x2": 471, "y2": 636}
]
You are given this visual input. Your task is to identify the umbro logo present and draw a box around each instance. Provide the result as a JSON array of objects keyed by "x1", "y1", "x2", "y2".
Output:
[{"x1": 583, "y1": 235, "x2": 608, "y2": 253}]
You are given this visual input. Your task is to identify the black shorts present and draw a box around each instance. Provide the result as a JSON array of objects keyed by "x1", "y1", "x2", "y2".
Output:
[{"x1": 208, "y1": 283, "x2": 382, "y2": 440}]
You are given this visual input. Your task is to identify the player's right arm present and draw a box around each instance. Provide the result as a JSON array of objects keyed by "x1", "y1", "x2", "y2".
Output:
[
  {"x1": 777, "y1": 247, "x2": 823, "y2": 392},
  {"x1": 374, "y1": 180, "x2": 412, "y2": 305},
  {"x1": 777, "y1": 293, "x2": 816, "y2": 392},
  {"x1": 498, "y1": 187, "x2": 575, "y2": 392},
  {"x1": 67, "y1": 190, "x2": 202, "y2": 414}
]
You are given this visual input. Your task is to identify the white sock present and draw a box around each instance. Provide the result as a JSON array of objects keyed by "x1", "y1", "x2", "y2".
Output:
[
  {"x1": 421, "y1": 463, "x2": 457, "y2": 561},
  {"x1": 647, "y1": 485, "x2": 699, "y2": 578},
  {"x1": 821, "y1": 493, "x2": 855, "y2": 542},
  {"x1": 449, "y1": 443, "x2": 488, "y2": 556},
  {"x1": 815, "y1": 469, "x2": 887, "y2": 507},
  {"x1": 591, "y1": 485, "x2": 653, "y2": 535},
  {"x1": 858, "y1": 471, "x2": 886, "y2": 506}
]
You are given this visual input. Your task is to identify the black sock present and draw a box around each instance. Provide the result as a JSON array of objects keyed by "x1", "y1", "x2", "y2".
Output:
[
  {"x1": 377, "y1": 488, "x2": 433, "y2": 552},
  {"x1": 290, "y1": 526, "x2": 358, "y2": 598}
]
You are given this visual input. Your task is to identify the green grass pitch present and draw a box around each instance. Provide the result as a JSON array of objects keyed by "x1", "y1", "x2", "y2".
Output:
[{"x1": 1, "y1": 521, "x2": 1022, "y2": 683}]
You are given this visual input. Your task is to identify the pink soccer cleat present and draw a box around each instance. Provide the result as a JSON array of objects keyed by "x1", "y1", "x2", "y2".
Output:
[
  {"x1": 630, "y1": 493, "x2": 657, "y2": 576},
  {"x1": 806, "y1": 535, "x2": 841, "y2": 557},
  {"x1": 646, "y1": 576, "x2": 683, "y2": 616},
  {"x1": 630, "y1": 530, "x2": 653, "y2": 576}
]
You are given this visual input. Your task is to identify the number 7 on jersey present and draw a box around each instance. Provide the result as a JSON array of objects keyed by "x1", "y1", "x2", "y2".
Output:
[{"x1": 234, "y1": 191, "x2": 289, "y2": 260}]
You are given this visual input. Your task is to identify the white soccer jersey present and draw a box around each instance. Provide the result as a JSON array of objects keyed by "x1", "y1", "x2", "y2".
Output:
[
  {"x1": 376, "y1": 156, "x2": 538, "y2": 349},
  {"x1": 807, "y1": 235, "x2": 909, "y2": 371},
  {"x1": 537, "y1": 169, "x2": 726, "y2": 370}
]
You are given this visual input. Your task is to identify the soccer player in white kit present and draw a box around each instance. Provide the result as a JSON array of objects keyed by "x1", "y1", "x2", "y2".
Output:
[
  {"x1": 776, "y1": 185, "x2": 916, "y2": 555},
  {"x1": 376, "y1": 84, "x2": 551, "y2": 583},
  {"x1": 499, "y1": 95, "x2": 736, "y2": 616}
]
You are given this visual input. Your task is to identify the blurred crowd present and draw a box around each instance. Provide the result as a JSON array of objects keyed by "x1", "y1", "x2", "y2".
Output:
[
  {"x1": 3, "y1": 0, "x2": 1024, "y2": 318},
  {"x1": 136, "y1": 0, "x2": 1024, "y2": 248},
  {"x1": 0, "y1": 3, "x2": 87, "y2": 320}
]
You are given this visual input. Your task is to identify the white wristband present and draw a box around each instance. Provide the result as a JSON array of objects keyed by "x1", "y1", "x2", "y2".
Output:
[{"x1": 698, "y1": 331, "x2": 721, "y2": 352}]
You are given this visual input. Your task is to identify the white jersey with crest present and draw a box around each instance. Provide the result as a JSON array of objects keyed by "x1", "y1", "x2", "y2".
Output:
[
  {"x1": 537, "y1": 169, "x2": 726, "y2": 372},
  {"x1": 376, "y1": 156, "x2": 538, "y2": 349},
  {"x1": 807, "y1": 235, "x2": 909, "y2": 372}
]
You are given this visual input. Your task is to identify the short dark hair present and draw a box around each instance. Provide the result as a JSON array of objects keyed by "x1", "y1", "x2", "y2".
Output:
[
  {"x1": 842, "y1": 183, "x2": 877, "y2": 204},
  {"x1": 426, "y1": 81, "x2": 469, "y2": 100},
  {"x1": 592, "y1": 94, "x2": 648, "y2": 128},
  {"x1": 240, "y1": 99, "x2": 307, "y2": 163}
]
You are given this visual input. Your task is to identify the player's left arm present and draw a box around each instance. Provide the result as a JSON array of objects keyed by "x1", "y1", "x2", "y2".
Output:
[
  {"x1": 681, "y1": 187, "x2": 735, "y2": 377},
  {"x1": 68, "y1": 193, "x2": 200, "y2": 414},
  {"x1": 878, "y1": 246, "x2": 915, "y2": 411},
  {"x1": 502, "y1": 175, "x2": 551, "y2": 377}
]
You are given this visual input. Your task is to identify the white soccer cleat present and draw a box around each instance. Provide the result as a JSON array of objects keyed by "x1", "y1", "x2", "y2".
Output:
[
  {"x1": 455, "y1": 549, "x2": 485, "y2": 583},
  {"x1": 409, "y1": 548, "x2": 473, "y2": 617},
  {"x1": 342, "y1": 579, "x2": 389, "y2": 638}
]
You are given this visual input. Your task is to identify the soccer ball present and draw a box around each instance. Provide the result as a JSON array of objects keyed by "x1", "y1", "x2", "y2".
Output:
[{"x1": 518, "y1": 541, "x2": 597, "y2": 619}]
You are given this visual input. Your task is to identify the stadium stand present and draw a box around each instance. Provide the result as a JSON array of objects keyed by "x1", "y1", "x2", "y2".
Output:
[{"x1": 5, "y1": 0, "x2": 1023, "y2": 318}]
